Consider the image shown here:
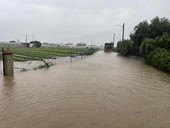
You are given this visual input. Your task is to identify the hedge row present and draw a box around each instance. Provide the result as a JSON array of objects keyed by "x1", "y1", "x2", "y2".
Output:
[{"x1": 140, "y1": 34, "x2": 170, "y2": 73}]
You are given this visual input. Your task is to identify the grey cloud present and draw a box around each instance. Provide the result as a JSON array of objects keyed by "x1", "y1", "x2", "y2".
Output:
[{"x1": 0, "y1": 0, "x2": 170, "y2": 44}]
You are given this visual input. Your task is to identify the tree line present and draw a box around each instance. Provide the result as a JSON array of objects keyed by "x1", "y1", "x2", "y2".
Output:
[{"x1": 117, "y1": 16, "x2": 170, "y2": 73}]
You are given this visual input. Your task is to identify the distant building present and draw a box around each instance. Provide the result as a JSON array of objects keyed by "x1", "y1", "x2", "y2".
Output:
[
  {"x1": 9, "y1": 40, "x2": 16, "y2": 43},
  {"x1": 21, "y1": 42, "x2": 38, "y2": 48},
  {"x1": 29, "y1": 43, "x2": 33, "y2": 47},
  {"x1": 65, "y1": 43, "x2": 73, "y2": 48},
  {"x1": 42, "y1": 43, "x2": 59, "y2": 47},
  {"x1": 21, "y1": 43, "x2": 29, "y2": 48},
  {"x1": 58, "y1": 43, "x2": 74, "y2": 48},
  {"x1": 30, "y1": 41, "x2": 41, "y2": 48}
]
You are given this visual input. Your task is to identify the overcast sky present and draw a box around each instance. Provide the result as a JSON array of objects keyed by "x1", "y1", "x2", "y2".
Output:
[{"x1": 0, "y1": 0, "x2": 169, "y2": 45}]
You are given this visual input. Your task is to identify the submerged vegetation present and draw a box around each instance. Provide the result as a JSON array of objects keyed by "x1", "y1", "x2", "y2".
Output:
[{"x1": 117, "y1": 40, "x2": 133, "y2": 56}]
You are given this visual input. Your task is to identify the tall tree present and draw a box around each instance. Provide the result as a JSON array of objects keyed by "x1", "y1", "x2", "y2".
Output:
[
  {"x1": 130, "y1": 20, "x2": 149, "y2": 46},
  {"x1": 148, "y1": 17, "x2": 170, "y2": 38},
  {"x1": 130, "y1": 17, "x2": 170, "y2": 47}
]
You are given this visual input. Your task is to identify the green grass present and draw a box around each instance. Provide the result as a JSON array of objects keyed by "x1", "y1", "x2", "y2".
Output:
[{"x1": 0, "y1": 47, "x2": 90, "y2": 62}]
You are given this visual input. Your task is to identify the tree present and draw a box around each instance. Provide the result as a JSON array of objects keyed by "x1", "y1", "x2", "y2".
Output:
[
  {"x1": 130, "y1": 17, "x2": 170, "y2": 56},
  {"x1": 148, "y1": 17, "x2": 170, "y2": 38},
  {"x1": 139, "y1": 38, "x2": 157, "y2": 58},
  {"x1": 130, "y1": 17, "x2": 170, "y2": 47},
  {"x1": 140, "y1": 33, "x2": 170, "y2": 58},
  {"x1": 157, "y1": 33, "x2": 170, "y2": 50},
  {"x1": 30, "y1": 41, "x2": 42, "y2": 48},
  {"x1": 130, "y1": 20, "x2": 149, "y2": 46},
  {"x1": 145, "y1": 48, "x2": 170, "y2": 73},
  {"x1": 139, "y1": 34, "x2": 170, "y2": 73}
]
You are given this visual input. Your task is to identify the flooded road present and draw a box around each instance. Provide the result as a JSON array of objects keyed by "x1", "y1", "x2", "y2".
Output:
[{"x1": 0, "y1": 51, "x2": 170, "y2": 128}]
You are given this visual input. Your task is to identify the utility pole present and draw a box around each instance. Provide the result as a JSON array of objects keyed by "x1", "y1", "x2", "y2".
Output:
[
  {"x1": 26, "y1": 34, "x2": 27, "y2": 43},
  {"x1": 113, "y1": 33, "x2": 115, "y2": 43},
  {"x1": 122, "y1": 23, "x2": 125, "y2": 41},
  {"x1": 116, "y1": 23, "x2": 125, "y2": 41}
]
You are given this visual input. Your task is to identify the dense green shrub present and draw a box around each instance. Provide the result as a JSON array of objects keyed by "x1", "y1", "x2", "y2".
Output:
[
  {"x1": 130, "y1": 17, "x2": 170, "y2": 56},
  {"x1": 146, "y1": 48, "x2": 170, "y2": 73},
  {"x1": 130, "y1": 20, "x2": 149, "y2": 47},
  {"x1": 117, "y1": 40, "x2": 133, "y2": 55},
  {"x1": 157, "y1": 33, "x2": 170, "y2": 50},
  {"x1": 140, "y1": 38, "x2": 156, "y2": 58},
  {"x1": 140, "y1": 34, "x2": 170, "y2": 54},
  {"x1": 139, "y1": 34, "x2": 170, "y2": 73}
]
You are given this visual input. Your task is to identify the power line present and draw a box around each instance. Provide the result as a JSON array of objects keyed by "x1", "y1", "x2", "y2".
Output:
[
  {"x1": 114, "y1": 0, "x2": 150, "y2": 41},
  {"x1": 126, "y1": 0, "x2": 150, "y2": 24}
]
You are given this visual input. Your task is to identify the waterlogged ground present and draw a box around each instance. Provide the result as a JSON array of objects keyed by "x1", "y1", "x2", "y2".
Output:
[
  {"x1": 14, "y1": 56, "x2": 83, "y2": 72},
  {"x1": 0, "y1": 56, "x2": 83, "y2": 73},
  {"x1": 0, "y1": 51, "x2": 170, "y2": 128}
]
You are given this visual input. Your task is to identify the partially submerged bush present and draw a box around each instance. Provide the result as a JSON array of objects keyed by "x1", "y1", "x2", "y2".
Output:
[
  {"x1": 117, "y1": 40, "x2": 133, "y2": 55},
  {"x1": 146, "y1": 48, "x2": 170, "y2": 73}
]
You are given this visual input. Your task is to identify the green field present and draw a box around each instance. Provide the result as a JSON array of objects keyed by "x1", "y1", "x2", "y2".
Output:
[{"x1": 0, "y1": 47, "x2": 92, "y2": 62}]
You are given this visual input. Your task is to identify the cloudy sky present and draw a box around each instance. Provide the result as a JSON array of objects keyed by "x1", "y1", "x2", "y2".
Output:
[{"x1": 0, "y1": 0, "x2": 169, "y2": 45}]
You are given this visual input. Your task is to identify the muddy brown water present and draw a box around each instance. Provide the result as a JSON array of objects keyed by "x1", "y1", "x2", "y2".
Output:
[{"x1": 0, "y1": 51, "x2": 170, "y2": 128}]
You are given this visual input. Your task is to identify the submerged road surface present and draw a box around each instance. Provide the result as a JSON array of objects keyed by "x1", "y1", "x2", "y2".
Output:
[{"x1": 0, "y1": 51, "x2": 170, "y2": 128}]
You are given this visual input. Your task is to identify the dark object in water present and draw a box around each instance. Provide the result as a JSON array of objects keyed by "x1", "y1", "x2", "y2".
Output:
[{"x1": 104, "y1": 43, "x2": 112, "y2": 52}]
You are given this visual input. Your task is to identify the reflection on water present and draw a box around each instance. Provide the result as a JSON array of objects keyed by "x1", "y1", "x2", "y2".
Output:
[
  {"x1": 0, "y1": 51, "x2": 170, "y2": 128},
  {"x1": 3, "y1": 76, "x2": 15, "y2": 86}
]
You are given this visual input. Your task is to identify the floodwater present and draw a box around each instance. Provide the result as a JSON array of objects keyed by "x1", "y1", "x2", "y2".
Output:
[{"x1": 0, "y1": 51, "x2": 170, "y2": 128}]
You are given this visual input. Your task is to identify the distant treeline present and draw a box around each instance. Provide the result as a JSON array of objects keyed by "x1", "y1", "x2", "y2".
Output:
[{"x1": 117, "y1": 16, "x2": 170, "y2": 73}]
